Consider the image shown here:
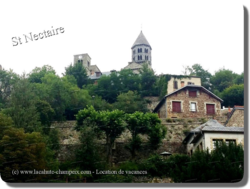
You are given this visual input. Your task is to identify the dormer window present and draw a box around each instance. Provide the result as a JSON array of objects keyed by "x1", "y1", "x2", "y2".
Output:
[{"x1": 189, "y1": 90, "x2": 197, "y2": 97}]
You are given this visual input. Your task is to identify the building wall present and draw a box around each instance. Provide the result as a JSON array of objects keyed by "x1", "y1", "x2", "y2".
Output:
[
  {"x1": 226, "y1": 109, "x2": 244, "y2": 127},
  {"x1": 131, "y1": 45, "x2": 152, "y2": 65},
  {"x1": 158, "y1": 88, "x2": 221, "y2": 119},
  {"x1": 203, "y1": 132, "x2": 244, "y2": 152},
  {"x1": 167, "y1": 77, "x2": 201, "y2": 94}
]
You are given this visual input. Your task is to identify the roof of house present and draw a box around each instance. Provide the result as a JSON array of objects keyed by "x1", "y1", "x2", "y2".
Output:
[
  {"x1": 89, "y1": 65, "x2": 101, "y2": 73},
  {"x1": 183, "y1": 119, "x2": 244, "y2": 144},
  {"x1": 131, "y1": 31, "x2": 152, "y2": 49},
  {"x1": 89, "y1": 71, "x2": 112, "y2": 80},
  {"x1": 153, "y1": 85, "x2": 223, "y2": 113},
  {"x1": 224, "y1": 106, "x2": 244, "y2": 126}
]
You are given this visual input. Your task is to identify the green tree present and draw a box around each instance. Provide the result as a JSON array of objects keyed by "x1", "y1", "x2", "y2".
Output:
[
  {"x1": 182, "y1": 64, "x2": 212, "y2": 90},
  {"x1": 35, "y1": 100, "x2": 55, "y2": 135},
  {"x1": 0, "y1": 128, "x2": 47, "y2": 182},
  {"x1": 75, "y1": 126, "x2": 100, "y2": 171},
  {"x1": 210, "y1": 68, "x2": 237, "y2": 92},
  {"x1": 221, "y1": 84, "x2": 244, "y2": 107},
  {"x1": 4, "y1": 75, "x2": 41, "y2": 133},
  {"x1": 113, "y1": 91, "x2": 148, "y2": 113},
  {"x1": 233, "y1": 72, "x2": 244, "y2": 85},
  {"x1": 0, "y1": 69, "x2": 19, "y2": 109},
  {"x1": 139, "y1": 64, "x2": 157, "y2": 97},
  {"x1": 28, "y1": 65, "x2": 56, "y2": 83},
  {"x1": 64, "y1": 62, "x2": 89, "y2": 89},
  {"x1": 76, "y1": 106, "x2": 125, "y2": 165},
  {"x1": 145, "y1": 112, "x2": 167, "y2": 150},
  {"x1": 125, "y1": 112, "x2": 148, "y2": 158},
  {"x1": 0, "y1": 113, "x2": 13, "y2": 139}
]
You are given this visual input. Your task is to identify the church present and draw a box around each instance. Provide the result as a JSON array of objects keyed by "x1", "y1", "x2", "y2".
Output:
[{"x1": 72, "y1": 31, "x2": 152, "y2": 79}]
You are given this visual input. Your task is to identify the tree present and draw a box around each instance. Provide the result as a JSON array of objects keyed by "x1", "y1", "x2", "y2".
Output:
[
  {"x1": 3, "y1": 75, "x2": 41, "y2": 133},
  {"x1": 113, "y1": 91, "x2": 148, "y2": 113},
  {"x1": 35, "y1": 100, "x2": 55, "y2": 135},
  {"x1": 221, "y1": 84, "x2": 244, "y2": 107},
  {"x1": 75, "y1": 126, "x2": 100, "y2": 171},
  {"x1": 125, "y1": 112, "x2": 148, "y2": 158},
  {"x1": 165, "y1": 143, "x2": 243, "y2": 182},
  {"x1": 0, "y1": 69, "x2": 19, "y2": 109},
  {"x1": 0, "y1": 113, "x2": 13, "y2": 139},
  {"x1": 64, "y1": 62, "x2": 89, "y2": 89},
  {"x1": 210, "y1": 68, "x2": 237, "y2": 92},
  {"x1": 139, "y1": 64, "x2": 157, "y2": 97},
  {"x1": 182, "y1": 64, "x2": 212, "y2": 90},
  {"x1": 0, "y1": 128, "x2": 47, "y2": 182},
  {"x1": 145, "y1": 112, "x2": 167, "y2": 150},
  {"x1": 76, "y1": 106, "x2": 126, "y2": 165},
  {"x1": 233, "y1": 72, "x2": 244, "y2": 85},
  {"x1": 28, "y1": 65, "x2": 56, "y2": 83}
]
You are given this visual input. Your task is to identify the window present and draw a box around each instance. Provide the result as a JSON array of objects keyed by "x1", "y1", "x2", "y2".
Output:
[
  {"x1": 172, "y1": 101, "x2": 181, "y2": 113},
  {"x1": 190, "y1": 102, "x2": 197, "y2": 112},
  {"x1": 188, "y1": 82, "x2": 194, "y2": 85},
  {"x1": 189, "y1": 91, "x2": 197, "y2": 97},
  {"x1": 206, "y1": 104, "x2": 215, "y2": 115},
  {"x1": 88, "y1": 61, "x2": 90, "y2": 67},
  {"x1": 226, "y1": 139, "x2": 236, "y2": 146},
  {"x1": 78, "y1": 60, "x2": 80, "y2": 63},
  {"x1": 213, "y1": 139, "x2": 223, "y2": 149},
  {"x1": 174, "y1": 80, "x2": 178, "y2": 89},
  {"x1": 181, "y1": 81, "x2": 185, "y2": 87}
]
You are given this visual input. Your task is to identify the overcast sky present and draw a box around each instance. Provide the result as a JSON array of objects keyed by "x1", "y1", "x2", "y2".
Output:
[{"x1": 0, "y1": 0, "x2": 243, "y2": 77}]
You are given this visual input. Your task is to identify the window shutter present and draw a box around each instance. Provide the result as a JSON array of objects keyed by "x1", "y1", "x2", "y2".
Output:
[
  {"x1": 206, "y1": 104, "x2": 215, "y2": 114},
  {"x1": 189, "y1": 91, "x2": 197, "y2": 97},
  {"x1": 172, "y1": 102, "x2": 181, "y2": 112}
]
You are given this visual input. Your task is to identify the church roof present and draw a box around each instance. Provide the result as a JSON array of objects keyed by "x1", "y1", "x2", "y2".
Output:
[{"x1": 131, "y1": 31, "x2": 151, "y2": 49}]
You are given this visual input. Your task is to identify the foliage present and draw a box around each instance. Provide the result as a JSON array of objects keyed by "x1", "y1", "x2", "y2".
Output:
[
  {"x1": 0, "y1": 128, "x2": 47, "y2": 182},
  {"x1": 113, "y1": 91, "x2": 148, "y2": 113},
  {"x1": 64, "y1": 62, "x2": 89, "y2": 89},
  {"x1": 139, "y1": 64, "x2": 157, "y2": 97},
  {"x1": 35, "y1": 100, "x2": 55, "y2": 135},
  {"x1": 221, "y1": 84, "x2": 244, "y2": 107},
  {"x1": 145, "y1": 113, "x2": 167, "y2": 150},
  {"x1": 76, "y1": 106, "x2": 126, "y2": 164},
  {"x1": 233, "y1": 72, "x2": 244, "y2": 85},
  {"x1": 3, "y1": 75, "x2": 41, "y2": 133},
  {"x1": 75, "y1": 126, "x2": 101, "y2": 171},
  {"x1": 182, "y1": 64, "x2": 212, "y2": 90},
  {"x1": 210, "y1": 68, "x2": 237, "y2": 92},
  {"x1": 0, "y1": 69, "x2": 19, "y2": 109},
  {"x1": 166, "y1": 143, "x2": 243, "y2": 182},
  {"x1": 0, "y1": 113, "x2": 13, "y2": 139},
  {"x1": 28, "y1": 65, "x2": 56, "y2": 83}
]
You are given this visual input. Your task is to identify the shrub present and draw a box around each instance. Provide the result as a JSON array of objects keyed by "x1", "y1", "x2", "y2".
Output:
[{"x1": 166, "y1": 118, "x2": 173, "y2": 123}]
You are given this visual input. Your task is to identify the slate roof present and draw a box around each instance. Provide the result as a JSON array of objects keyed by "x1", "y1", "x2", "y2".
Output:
[
  {"x1": 202, "y1": 126, "x2": 244, "y2": 133},
  {"x1": 131, "y1": 31, "x2": 152, "y2": 49},
  {"x1": 183, "y1": 119, "x2": 244, "y2": 144}
]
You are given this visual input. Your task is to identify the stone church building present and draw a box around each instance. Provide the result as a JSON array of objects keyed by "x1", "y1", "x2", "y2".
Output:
[
  {"x1": 123, "y1": 31, "x2": 152, "y2": 74},
  {"x1": 72, "y1": 31, "x2": 152, "y2": 78}
]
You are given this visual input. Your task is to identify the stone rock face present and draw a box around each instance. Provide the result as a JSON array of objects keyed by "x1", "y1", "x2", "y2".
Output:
[{"x1": 226, "y1": 109, "x2": 244, "y2": 127}]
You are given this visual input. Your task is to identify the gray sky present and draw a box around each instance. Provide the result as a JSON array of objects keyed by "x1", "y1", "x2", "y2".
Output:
[{"x1": 0, "y1": 0, "x2": 243, "y2": 77}]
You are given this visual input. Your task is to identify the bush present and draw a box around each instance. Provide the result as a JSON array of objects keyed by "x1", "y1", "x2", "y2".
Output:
[{"x1": 166, "y1": 118, "x2": 173, "y2": 123}]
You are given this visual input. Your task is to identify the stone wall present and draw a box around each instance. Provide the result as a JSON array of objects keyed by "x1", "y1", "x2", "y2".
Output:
[
  {"x1": 52, "y1": 118, "x2": 208, "y2": 163},
  {"x1": 158, "y1": 88, "x2": 222, "y2": 119},
  {"x1": 226, "y1": 109, "x2": 244, "y2": 127},
  {"x1": 167, "y1": 77, "x2": 201, "y2": 94},
  {"x1": 144, "y1": 96, "x2": 160, "y2": 112}
]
